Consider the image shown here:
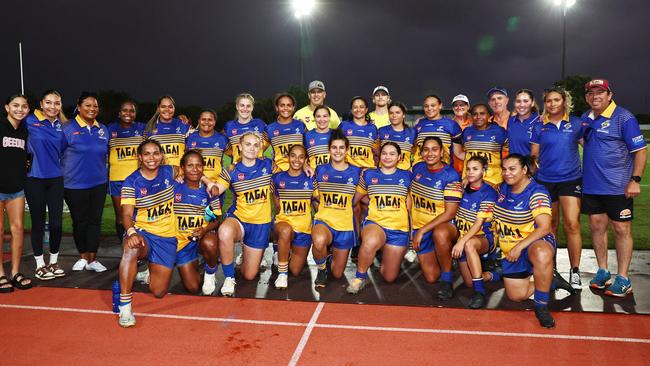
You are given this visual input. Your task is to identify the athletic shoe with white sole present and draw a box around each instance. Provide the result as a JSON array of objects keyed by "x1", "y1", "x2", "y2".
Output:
[
  {"x1": 346, "y1": 278, "x2": 368, "y2": 294},
  {"x1": 274, "y1": 273, "x2": 288, "y2": 289},
  {"x1": 221, "y1": 277, "x2": 236, "y2": 297},
  {"x1": 235, "y1": 252, "x2": 243, "y2": 267},
  {"x1": 604, "y1": 275, "x2": 633, "y2": 298},
  {"x1": 85, "y1": 260, "x2": 107, "y2": 272},
  {"x1": 569, "y1": 269, "x2": 582, "y2": 290},
  {"x1": 589, "y1": 268, "x2": 612, "y2": 290},
  {"x1": 202, "y1": 273, "x2": 216, "y2": 295},
  {"x1": 135, "y1": 269, "x2": 150, "y2": 284},
  {"x1": 272, "y1": 252, "x2": 279, "y2": 267},
  {"x1": 118, "y1": 305, "x2": 136, "y2": 328},
  {"x1": 552, "y1": 269, "x2": 576, "y2": 295},
  {"x1": 72, "y1": 258, "x2": 88, "y2": 271}
]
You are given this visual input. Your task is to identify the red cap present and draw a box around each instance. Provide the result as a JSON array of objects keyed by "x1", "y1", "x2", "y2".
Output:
[{"x1": 584, "y1": 79, "x2": 611, "y2": 92}]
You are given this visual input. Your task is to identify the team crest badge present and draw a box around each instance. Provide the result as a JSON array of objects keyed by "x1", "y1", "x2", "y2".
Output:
[
  {"x1": 415, "y1": 173, "x2": 421, "y2": 181},
  {"x1": 175, "y1": 193, "x2": 182, "y2": 202},
  {"x1": 111, "y1": 132, "x2": 117, "y2": 138},
  {"x1": 191, "y1": 142, "x2": 197, "y2": 147},
  {"x1": 371, "y1": 177, "x2": 378, "y2": 184},
  {"x1": 309, "y1": 139, "x2": 315, "y2": 146},
  {"x1": 231, "y1": 129, "x2": 237, "y2": 135},
  {"x1": 346, "y1": 129, "x2": 353, "y2": 136},
  {"x1": 140, "y1": 188, "x2": 147, "y2": 196},
  {"x1": 384, "y1": 134, "x2": 389, "y2": 139},
  {"x1": 273, "y1": 130, "x2": 280, "y2": 136},
  {"x1": 497, "y1": 194, "x2": 505, "y2": 203},
  {"x1": 237, "y1": 173, "x2": 245, "y2": 181},
  {"x1": 322, "y1": 174, "x2": 329, "y2": 182},
  {"x1": 279, "y1": 181, "x2": 286, "y2": 189},
  {"x1": 153, "y1": 129, "x2": 158, "y2": 134}
]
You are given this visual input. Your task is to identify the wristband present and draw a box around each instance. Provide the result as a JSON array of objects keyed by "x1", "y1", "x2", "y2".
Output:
[{"x1": 127, "y1": 227, "x2": 137, "y2": 237}]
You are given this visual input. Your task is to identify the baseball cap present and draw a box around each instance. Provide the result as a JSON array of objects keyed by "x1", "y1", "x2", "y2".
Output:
[
  {"x1": 308, "y1": 80, "x2": 325, "y2": 92},
  {"x1": 452, "y1": 94, "x2": 470, "y2": 105},
  {"x1": 584, "y1": 79, "x2": 611, "y2": 92},
  {"x1": 486, "y1": 86, "x2": 508, "y2": 98},
  {"x1": 373, "y1": 85, "x2": 390, "y2": 95}
]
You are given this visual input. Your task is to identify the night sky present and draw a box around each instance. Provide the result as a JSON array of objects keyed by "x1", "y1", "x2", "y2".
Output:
[{"x1": 3, "y1": 0, "x2": 649, "y2": 115}]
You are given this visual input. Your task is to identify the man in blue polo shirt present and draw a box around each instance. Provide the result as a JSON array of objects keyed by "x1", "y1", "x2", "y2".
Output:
[{"x1": 581, "y1": 79, "x2": 647, "y2": 297}]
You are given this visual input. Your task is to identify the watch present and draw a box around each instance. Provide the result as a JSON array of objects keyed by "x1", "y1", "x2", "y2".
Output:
[{"x1": 631, "y1": 176, "x2": 642, "y2": 183}]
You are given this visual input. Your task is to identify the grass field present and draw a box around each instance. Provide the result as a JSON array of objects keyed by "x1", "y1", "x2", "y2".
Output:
[{"x1": 9, "y1": 151, "x2": 650, "y2": 250}]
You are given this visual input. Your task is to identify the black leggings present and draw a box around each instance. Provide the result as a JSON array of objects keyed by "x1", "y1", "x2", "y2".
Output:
[
  {"x1": 24, "y1": 177, "x2": 64, "y2": 256},
  {"x1": 64, "y1": 183, "x2": 107, "y2": 254}
]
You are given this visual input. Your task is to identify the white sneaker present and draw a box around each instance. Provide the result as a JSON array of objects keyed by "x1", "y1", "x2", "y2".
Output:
[
  {"x1": 346, "y1": 278, "x2": 368, "y2": 294},
  {"x1": 569, "y1": 270, "x2": 582, "y2": 290},
  {"x1": 135, "y1": 269, "x2": 150, "y2": 284},
  {"x1": 273, "y1": 251, "x2": 279, "y2": 267},
  {"x1": 118, "y1": 305, "x2": 136, "y2": 328},
  {"x1": 235, "y1": 252, "x2": 243, "y2": 267},
  {"x1": 404, "y1": 249, "x2": 417, "y2": 263},
  {"x1": 72, "y1": 258, "x2": 88, "y2": 271},
  {"x1": 85, "y1": 260, "x2": 107, "y2": 272},
  {"x1": 274, "y1": 273, "x2": 288, "y2": 289},
  {"x1": 221, "y1": 277, "x2": 236, "y2": 297},
  {"x1": 202, "y1": 273, "x2": 216, "y2": 295}
]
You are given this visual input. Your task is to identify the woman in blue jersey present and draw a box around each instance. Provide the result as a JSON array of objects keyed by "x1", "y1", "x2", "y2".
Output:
[
  {"x1": 494, "y1": 154, "x2": 556, "y2": 328},
  {"x1": 24, "y1": 90, "x2": 68, "y2": 280},
  {"x1": 108, "y1": 100, "x2": 145, "y2": 241},
  {"x1": 63, "y1": 92, "x2": 109, "y2": 273},
  {"x1": 185, "y1": 109, "x2": 228, "y2": 182},
  {"x1": 531, "y1": 87, "x2": 584, "y2": 290},
  {"x1": 507, "y1": 89, "x2": 540, "y2": 157},
  {"x1": 144, "y1": 95, "x2": 191, "y2": 168},
  {"x1": 304, "y1": 105, "x2": 332, "y2": 169},
  {"x1": 411, "y1": 136, "x2": 463, "y2": 300},
  {"x1": 223, "y1": 93, "x2": 269, "y2": 166},
  {"x1": 311, "y1": 129, "x2": 362, "y2": 288},
  {"x1": 267, "y1": 93, "x2": 305, "y2": 171},
  {"x1": 346, "y1": 142, "x2": 411, "y2": 294},
  {"x1": 212, "y1": 131, "x2": 277, "y2": 296},
  {"x1": 413, "y1": 95, "x2": 463, "y2": 167},
  {"x1": 450, "y1": 156, "x2": 498, "y2": 308},
  {"x1": 379, "y1": 102, "x2": 415, "y2": 171},
  {"x1": 272, "y1": 144, "x2": 315, "y2": 289}
]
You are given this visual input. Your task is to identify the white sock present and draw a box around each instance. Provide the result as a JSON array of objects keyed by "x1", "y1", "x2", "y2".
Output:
[
  {"x1": 204, "y1": 272, "x2": 215, "y2": 280},
  {"x1": 49, "y1": 252, "x2": 59, "y2": 264},
  {"x1": 35, "y1": 255, "x2": 45, "y2": 268},
  {"x1": 119, "y1": 303, "x2": 132, "y2": 314}
]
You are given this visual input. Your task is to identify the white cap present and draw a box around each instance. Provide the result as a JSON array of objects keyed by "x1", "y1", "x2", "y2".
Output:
[
  {"x1": 308, "y1": 80, "x2": 325, "y2": 91},
  {"x1": 452, "y1": 94, "x2": 470, "y2": 105},
  {"x1": 373, "y1": 85, "x2": 390, "y2": 95}
]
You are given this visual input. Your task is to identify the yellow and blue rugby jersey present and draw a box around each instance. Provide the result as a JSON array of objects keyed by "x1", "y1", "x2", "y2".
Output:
[
  {"x1": 267, "y1": 119, "x2": 305, "y2": 171},
  {"x1": 413, "y1": 117, "x2": 462, "y2": 166},
  {"x1": 294, "y1": 106, "x2": 341, "y2": 130},
  {"x1": 121, "y1": 165, "x2": 176, "y2": 237},
  {"x1": 186, "y1": 130, "x2": 229, "y2": 181},
  {"x1": 217, "y1": 158, "x2": 275, "y2": 224},
  {"x1": 271, "y1": 171, "x2": 315, "y2": 234},
  {"x1": 378, "y1": 125, "x2": 415, "y2": 170},
  {"x1": 461, "y1": 123, "x2": 508, "y2": 186},
  {"x1": 455, "y1": 183, "x2": 498, "y2": 238},
  {"x1": 493, "y1": 180, "x2": 552, "y2": 256},
  {"x1": 146, "y1": 118, "x2": 191, "y2": 167},
  {"x1": 223, "y1": 118, "x2": 269, "y2": 163},
  {"x1": 339, "y1": 121, "x2": 379, "y2": 169},
  {"x1": 313, "y1": 163, "x2": 362, "y2": 231},
  {"x1": 108, "y1": 122, "x2": 145, "y2": 182},
  {"x1": 357, "y1": 168, "x2": 411, "y2": 232},
  {"x1": 409, "y1": 162, "x2": 462, "y2": 230},
  {"x1": 173, "y1": 181, "x2": 221, "y2": 250},
  {"x1": 304, "y1": 129, "x2": 331, "y2": 169},
  {"x1": 25, "y1": 110, "x2": 66, "y2": 179}
]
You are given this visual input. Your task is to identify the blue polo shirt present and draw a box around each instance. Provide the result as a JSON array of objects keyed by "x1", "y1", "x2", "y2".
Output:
[
  {"x1": 581, "y1": 101, "x2": 647, "y2": 195},
  {"x1": 507, "y1": 113, "x2": 540, "y2": 156},
  {"x1": 25, "y1": 110, "x2": 67, "y2": 179},
  {"x1": 530, "y1": 114, "x2": 584, "y2": 183},
  {"x1": 63, "y1": 116, "x2": 109, "y2": 189}
]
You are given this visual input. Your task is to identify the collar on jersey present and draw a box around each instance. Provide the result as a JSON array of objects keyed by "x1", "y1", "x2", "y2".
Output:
[
  {"x1": 75, "y1": 115, "x2": 100, "y2": 128},
  {"x1": 588, "y1": 101, "x2": 617, "y2": 120},
  {"x1": 542, "y1": 112, "x2": 569, "y2": 124}
]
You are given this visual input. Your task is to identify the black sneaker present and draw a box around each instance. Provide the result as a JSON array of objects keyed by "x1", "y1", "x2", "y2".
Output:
[
  {"x1": 553, "y1": 269, "x2": 576, "y2": 295},
  {"x1": 314, "y1": 268, "x2": 328, "y2": 288},
  {"x1": 468, "y1": 292, "x2": 486, "y2": 309},
  {"x1": 437, "y1": 281, "x2": 454, "y2": 301},
  {"x1": 534, "y1": 306, "x2": 556, "y2": 329}
]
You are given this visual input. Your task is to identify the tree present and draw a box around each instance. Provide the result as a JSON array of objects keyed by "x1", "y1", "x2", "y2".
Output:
[{"x1": 554, "y1": 75, "x2": 591, "y2": 116}]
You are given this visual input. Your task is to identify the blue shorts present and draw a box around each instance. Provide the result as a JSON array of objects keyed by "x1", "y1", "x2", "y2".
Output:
[
  {"x1": 501, "y1": 234, "x2": 557, "y2": 277},
  {"x1": 0, "y1": 190, "x2": 24, "y2": 201},
  {"x1": 109, "y1": 181, "x2": 124, "y2": 197},
  {"x1": 412, "y1": 228, "x2": 434, "y2": 254},
  {"x1": 314, "y1": 220, "x2": 356, "y2": 250},
  {"x1": 229, "y1": 214, "x2": 271, "y2": 250},
  {"x1": 139, "y1": 229, "x2": 178, "y2": 269},
  {"x1": 363, "y1": 220, "x2": 409, "y2": 247},
  {"x1": 458, "y1": 232, "x2": 496, "y2": 263},
  {"x1": 176, "y1": 240, "x2": 199, "y2": 266},
  {"x1": 292, "y1": 232, "x2": 312, "y2": 248}
]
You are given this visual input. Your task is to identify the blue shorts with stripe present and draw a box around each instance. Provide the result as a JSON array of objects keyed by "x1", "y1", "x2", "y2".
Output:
[
  {"x1": 109, "y1": 181, "x2": 123, "y2": 197},
  {"x1": 176, "y1": 240, "x2": 199, "y2": 266},
  {"x1": 363, "y1": 220, "x2": 409, "y2": 247},
  {"x1": 501, "y1": 234, "x2": 557, "y2": 277},
  {"x1": 228, "y1": 214, "x2": 272, "y2": 250},
  {"x1": 412, "y1": 228, "x2": 434, "y2": 254},
  {"x1": 314, "y1": 220, "x2": 356, "y2": 250},
  {"x1": 137, "y1": 229, "x2": 178, "y2": 269}
]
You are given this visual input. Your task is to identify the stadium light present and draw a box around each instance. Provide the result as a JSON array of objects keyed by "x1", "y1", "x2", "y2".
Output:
[
  {"x1": 293, "y1": 0, "x2": 315, "y2": 19},
  {"x1": 552, "y1": 0, "x2": 577, "y2": 80}
]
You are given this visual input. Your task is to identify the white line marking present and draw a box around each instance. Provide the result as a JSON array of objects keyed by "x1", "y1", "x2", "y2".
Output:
[
  {"x1": 288, "y1": 302, "x2": 324, "y2": 366},
  {"x1": 1, "y1": 303, "x2": 648, "y2": 345}
]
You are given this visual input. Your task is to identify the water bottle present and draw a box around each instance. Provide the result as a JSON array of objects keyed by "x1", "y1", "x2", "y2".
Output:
[
  {"x1": 43, "y1": 222, "x2": 50, "y2": 245},
  {"x1": 112, "y1": 279, "x2": 121, "y2": 313}
]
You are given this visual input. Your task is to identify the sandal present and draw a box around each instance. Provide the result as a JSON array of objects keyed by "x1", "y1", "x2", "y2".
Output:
[
  {"x1": 0, "y1": 275, "x2": 14, "y2": 293},
  {"x1": 11, "y1": 273, "x2": 33, "y2": 290},
  {"x1": 35, "y1": 266, "x2": 55, "y2": 281}
]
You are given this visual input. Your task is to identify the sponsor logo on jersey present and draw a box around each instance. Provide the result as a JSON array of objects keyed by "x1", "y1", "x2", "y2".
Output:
[{"x1": 514, "y1": 201, "x2": 524, "y2": 210}]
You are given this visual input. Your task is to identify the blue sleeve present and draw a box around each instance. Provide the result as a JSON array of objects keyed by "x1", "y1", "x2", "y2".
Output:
[
  {"x1": 449, "y1": 119, "x2": 462, "y2": 139},
  {"x1": 620, "y1": 113, "x2": 647, "y2": 152},
  {"x1": 530, "y1": 122, "x2": 542, "y2": 144}
]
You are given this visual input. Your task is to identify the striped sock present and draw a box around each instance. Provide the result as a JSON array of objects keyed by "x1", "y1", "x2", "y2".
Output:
[
  {"x1": 204, "y1": 262, "x2": 218, "y2": 275},
  {"x1": 278, "y1": 262, "x2": 289, "y2": 274},
  {"x1": 533, "y1": 290, "x2": 550, "y2": 308},
  {"x1": 472, "y1": 278, "x2": 486, "y2": 295},
  {"x1": 119, "y1": 293, "x2": 133, "y2": 307},
  {"x1": 222, "y1": 262, "x2": 235, "y2": 278},
  {"x1": 315, "y1": 258, "x2": 327, "y2": 270},
  {"x1": 355, "y1": 271, "x2": 368, "y2": 280}
]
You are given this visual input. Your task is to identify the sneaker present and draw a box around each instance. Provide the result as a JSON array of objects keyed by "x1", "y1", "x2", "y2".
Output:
[
  {"x1": 604, "y1": 275, "x2": 633, "y2": 298},
  {"x1": 85, "y1": 260, "x2": 107, "y2": 273},
  {"x1": 35, "y1": 265, "x2": 55, "y2": 281},
  {"x1": 589, "y1": 268, "x2": 612, "y2": 290},
  {"x1": 47, "y1": 263, "x2": 66, "y2": 278},
  {"x1": 235, "y1": 252, "x2": 243, "y2": 267},
  {"x1": 72, "y1": 258, "x2": 88, "y2": 271},
  {"x1": 553, "y1": 269, "x2": 576, "y2": 295},
  {"x1": 534, "y1": 306, "x2": 555, "y2": 329},
  {"x1": 118, "y1": 306, "x2": 136, "y2": 328},
  {"x1": 272, "y1": 252, "x2": 279, "y2": 267},
  {"x1": 468, "y1": 292, "x2": 486, "y2": 309},
  {"x1": 221, "y1": 277, "x2": 236, "y2": 297},
  {"x1": 404, "y1": 249, "x2": 417, "y2": 263},
  {"x1": 437, "y1": 281, "x2": 454, "y2": 301},
  {"x1": 569, "y1": 269, "x2": 582, "y2": 290},
  {"x1": 274, "y1": 273, "x2": 288, "y2": 289},
  {"x1": 346, "y1": 278, "x2": 368, "y2": 294},
  {"x1": 314, "y1": 268, "x2": 328, "y2": 288},
  {"x1": 202, "y1": 273, "x2": 216, "y2": 295},
  {"x1": 136, "y1": 269, "x2": 150, "y2": 284}
]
